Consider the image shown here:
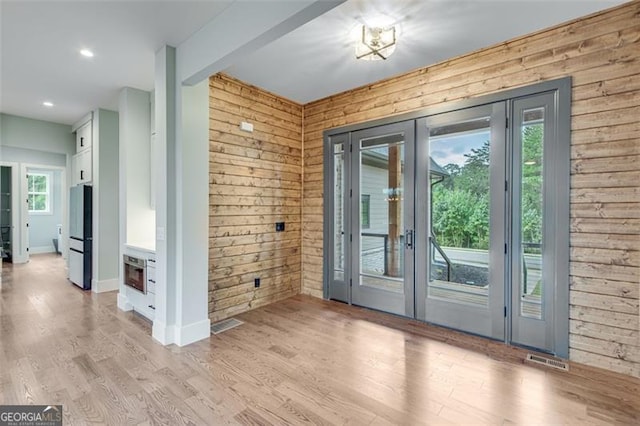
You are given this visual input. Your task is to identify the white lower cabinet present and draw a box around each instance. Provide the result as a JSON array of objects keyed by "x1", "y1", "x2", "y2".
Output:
[
  {"x1": 146, "y1": 259, "x2": 156, "y2": 319},
  {"x1": 122, "y1": 246, "x2": 156, "y2": 321}
]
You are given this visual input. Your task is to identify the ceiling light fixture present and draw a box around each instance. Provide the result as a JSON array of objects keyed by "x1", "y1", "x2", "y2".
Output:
[
  {"x1": 80, "y1": 49, "x2": 94, "y2": 58},
  {"x1": 43, "y1": 101, "x2": 54, "y2": 107},
  {"x1": 355, "y1": 25, "x2": 397, "y2": 60}
]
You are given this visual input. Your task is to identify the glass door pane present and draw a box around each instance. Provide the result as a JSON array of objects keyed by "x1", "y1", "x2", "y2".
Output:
[
  {"x1": 328, "y1": 133, "x2": 349, "y2": 303},
  {"x1": 519, "y1": 107, "x2": 544, "y2": 320},
  {"x1": 334, "y1": 142, "x2": 346, "y2": 283},
  {"x1": 416, "y1": 103, "x2": 506, "y2": 340},
  {"x1": 428, "y1": 116, "x2": 492, "y2": 307},
  {"x1": 510, "y1": 93, "x2": 558, "y2": 353},
  {"x1": 350, "y1": 121, "x2": 415, "y2": 317},
  {"x1": 360, "y1": 137, "x2": 404, "y2": 292}
]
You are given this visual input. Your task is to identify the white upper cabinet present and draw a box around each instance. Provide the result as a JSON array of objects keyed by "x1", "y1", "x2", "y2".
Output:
[
  {"x1": 76, "y1": 121, "x2": 92, "y2": 153},
  {"x1": 71, "y1": 115, "x2": 93, "y2": 185},
  {"x1": 72, "y1": 150, "x2": 92, "y2": 185}
]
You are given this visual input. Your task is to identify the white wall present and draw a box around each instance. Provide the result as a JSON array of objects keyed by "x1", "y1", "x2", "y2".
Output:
[
  {"x1": 118, "y1": 88, "x2": 155, "y2": 246},
  {"x1": 92, "y1": 109, "x2": 119, "y2": 290},
  {"x1": 0, "y1": 146, "x2": 67, "y2": 166},
  {"x1": 151, "y1": 45, "x2": 177, "y2": 345},
  {"x1": 0, "y1": 113, "x2": 75, "y2": 155},
  {"x1": 0, "y1": 113, "x2": 73, "y2": 262},
  {"x1": 175, "y1": 78, "x2": 210, "y2": 345}
]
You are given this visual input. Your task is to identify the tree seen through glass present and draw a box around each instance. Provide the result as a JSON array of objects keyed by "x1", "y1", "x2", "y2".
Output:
[{"x1": 432, "y1": 124, "x2": 543, "y2": 253}]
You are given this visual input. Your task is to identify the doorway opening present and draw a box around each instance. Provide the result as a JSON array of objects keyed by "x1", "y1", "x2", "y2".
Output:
[
  {"x1": 0, "y1": 164, "x2": 18, "y2": 263},
  {"x1": 25, "y1": 167, "x2": 65, "y2": 256},
  {"x1": 16, "y1": 163, "x2": 68, "y2": 264}
]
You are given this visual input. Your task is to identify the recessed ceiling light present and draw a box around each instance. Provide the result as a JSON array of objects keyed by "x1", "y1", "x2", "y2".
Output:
[
  {"x1": 43, "y1": 101, "x2": 54, "y2": 107},
  {"x1": 80, "y1": 49, "x2": 94, "y2": 58}
]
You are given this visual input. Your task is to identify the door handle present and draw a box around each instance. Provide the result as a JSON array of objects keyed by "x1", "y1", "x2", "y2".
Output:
[{"x1": 405, "y1": 229, "x2": 414, "y2": 249}]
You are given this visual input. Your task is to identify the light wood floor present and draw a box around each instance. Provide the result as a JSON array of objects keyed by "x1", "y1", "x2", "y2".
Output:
[{"x1": 1, "y1": 254, "x2": 639, "y2": 425}]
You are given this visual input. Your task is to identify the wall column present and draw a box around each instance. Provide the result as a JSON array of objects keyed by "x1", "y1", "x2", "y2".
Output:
[{"x1": 152, "y1": 45, "x2": 177, "y2": 344}]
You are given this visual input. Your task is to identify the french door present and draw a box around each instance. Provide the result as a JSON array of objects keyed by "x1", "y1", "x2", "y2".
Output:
[
  {"x1": 329, "y1": 121, "x2": 415, "y2": 317},
  {"x1": 415, "y1": 103, "x2": 506, "y2": 339},
  {"x1": 325, "y1": 83, "x2": 569, "y2": 357}
]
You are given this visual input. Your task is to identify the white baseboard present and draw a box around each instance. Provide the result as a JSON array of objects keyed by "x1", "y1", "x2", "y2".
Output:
[
  {"x1": 175, "y1": 319, "x2": 211, "y2": 347},
  {"x1": 152, "y1": 321, "x2": 176, "y2": 345},
  {"x1": 117, "y1": 292, "x2": 133, "y2": 311},
  {"x1": 151, "y1": 319, "x2": 210, "y2": 347},
  {"x1": 92, "y1": 278, "x2": 119, "y2": 293},
  {"x1": 30, "y1": 246, "x2": 56, "y2": 254},
  {"x1": 12, "y1": 254, "x2": 29, "y2": 264}
]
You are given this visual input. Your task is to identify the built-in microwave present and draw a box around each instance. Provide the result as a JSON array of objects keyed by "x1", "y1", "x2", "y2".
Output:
[{"x1": 123, "y1": 255, "x2": 146, "y2": 293}]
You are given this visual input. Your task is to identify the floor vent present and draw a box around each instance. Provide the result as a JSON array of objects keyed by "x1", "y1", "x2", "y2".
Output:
[
  {"x1": 525, "y1": 353, "x2": 569, "y2": 371},
  {"x1": 211, "y1": 318, "x2": 244, "y2": 335}
]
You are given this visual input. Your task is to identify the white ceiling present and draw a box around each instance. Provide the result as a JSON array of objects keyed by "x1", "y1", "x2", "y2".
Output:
[
  {"x1": 0, "y1": 0, "x2": 627, "y2": 126},
  {"x1": 0, "y1": 0, "x2": 234, "y2": 125},
  {"x1": 226, "y1": 0, "x2": 627, "y2": 104}
]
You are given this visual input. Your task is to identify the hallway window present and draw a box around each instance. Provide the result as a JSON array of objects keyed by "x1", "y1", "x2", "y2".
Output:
[{"x1": 27, "y1": 173, "x2": 50, "y2": 213}]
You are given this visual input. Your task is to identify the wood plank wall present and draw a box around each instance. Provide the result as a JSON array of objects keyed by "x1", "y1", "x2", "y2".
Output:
[
  {"x1": 209, "y1": 74, "x2": 303, "y2": 322},
  {"x1": 302, "y1": 1, "x2": 640, "y2": 377}
]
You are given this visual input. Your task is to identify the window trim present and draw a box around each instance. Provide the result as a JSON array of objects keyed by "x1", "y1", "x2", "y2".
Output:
[
  {"x1": 27, "y1": 172, "x2": 52, "y2": 215},
  {"x1": 361, "y1": 194, "x2": 371, "y2": 229}
]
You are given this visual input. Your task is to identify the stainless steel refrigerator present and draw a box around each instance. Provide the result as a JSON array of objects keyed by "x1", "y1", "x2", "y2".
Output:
[{"x1": 69, "y1": 185, "x2": 92, "y2": 290}]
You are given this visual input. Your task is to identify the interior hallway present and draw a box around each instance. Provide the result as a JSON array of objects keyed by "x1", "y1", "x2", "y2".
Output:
[{"x1": 1, "y1": 254, "x2": 638, "y2": 425}]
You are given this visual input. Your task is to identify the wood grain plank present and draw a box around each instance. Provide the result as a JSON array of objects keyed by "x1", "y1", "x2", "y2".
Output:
[
  {"x1": 570, "y1": 202, "x2": 640, "y2": 219},
  {"x1": 570, "y1": 275, "x2": 639, "y2": 299},
  {"x1": 570, "y1": 247, "x2": 640, "y2": 267},
  {"x1": 570, "y1": 232, "x2": 640, "y2": 250},
  {"x1": 570, "y1": 290, "x2": 639, "y2": 315},
  {"x1": 570, "y1": 320, "x2": 639, "y2": 346},
  {"x1": 570, "y1": 304, "x2": 639, "y2": 331},
  {"x1": 210, "y1": 263, "x2": 302, "y2": 291}
]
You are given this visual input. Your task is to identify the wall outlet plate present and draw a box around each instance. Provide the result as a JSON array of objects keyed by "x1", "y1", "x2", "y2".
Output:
[
  {"x1": 275, "y1": 222, "x2": 285, "y2": 232},
  {"x1": 254, "y1": 278, "x2": 260, "y2": 288},
  {"x1": 240, "y1": 121, "x2": 254, "y2": 132}
]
